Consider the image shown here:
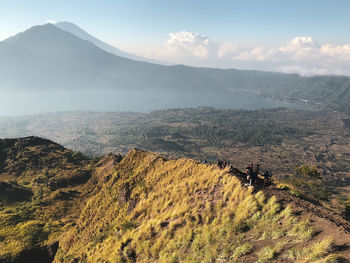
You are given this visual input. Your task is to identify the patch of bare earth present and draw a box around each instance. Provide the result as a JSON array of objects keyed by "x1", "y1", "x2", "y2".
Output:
[{"x1": 264, "y1": 187, "x2": 350, "y2": 260}]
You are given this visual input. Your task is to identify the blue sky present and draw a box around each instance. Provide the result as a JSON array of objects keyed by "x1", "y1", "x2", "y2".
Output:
[
  {"x1": 1, "y1": 0, "x2": 349, "y2": 75},
  {"x1": 1, "y1": 0, "x2": 349, "y2": 44}
]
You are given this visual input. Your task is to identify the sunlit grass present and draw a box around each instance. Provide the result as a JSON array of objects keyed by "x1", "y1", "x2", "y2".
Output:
[
  {"x1": 55, "y1": 150, "x2": 336, "y2": 262},
  {"x1": 1, "y1": 148, "x2": 339, "y2": 262},
  {"x1": 287, "y1": 237, "x2": 334, "y2": 262}
]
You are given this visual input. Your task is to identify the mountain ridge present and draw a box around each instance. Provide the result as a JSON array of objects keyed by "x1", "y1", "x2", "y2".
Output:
[
  {"x1": 1, "y1": 23, "x2": 350, "y2": 115},
  {"x1": 0, "y1": 136, "x2": 349, "y2": 262},
  {"x1": 54, "y1": 21, "x2": 169, "y2": 65}
]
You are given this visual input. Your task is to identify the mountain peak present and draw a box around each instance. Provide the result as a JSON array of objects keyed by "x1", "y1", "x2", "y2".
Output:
[
  {"x1": 54, "y1": 21, "x2": 169, "y2": 65},
  {"x1": 3, "y1": 22, "x2": 75, "y2": 44},
  {"x1": 54, "y1": 21, "x2": 77, "y2": 26},
  {"x1": 54, "y1": 21, "x2": 91, "y2": 37}
]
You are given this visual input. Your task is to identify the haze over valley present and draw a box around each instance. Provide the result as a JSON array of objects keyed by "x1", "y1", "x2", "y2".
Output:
[
  {"x1": 1, "y1": 1, "x2": 350, "y2": 262},
  {"x1": 1, "y1": 22, "x2": 349, "y2": 116}
]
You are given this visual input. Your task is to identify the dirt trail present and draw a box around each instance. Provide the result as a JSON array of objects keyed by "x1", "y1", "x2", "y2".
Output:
[
  {"x1": 263, "y1": 187, "x2": 350, "y2": 233},
  {"x1": 228, "y1": 166, "x2": 350, "y2": 234},
  {"x1": 263, "y1": 186, "x2": 350, "y2": 259},
  {"x1": 226, "y1": 166, "x2": 350, "y2": 260}
]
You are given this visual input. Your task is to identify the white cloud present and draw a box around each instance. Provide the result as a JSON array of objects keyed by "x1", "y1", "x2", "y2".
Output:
[
  {"x1": 141, "y1": 31, "x2": 350, "y2": 76},
  {"x1": 321, "y1": 44, "x2": 350, "y2": 61},
  {"x1": 234, "y1": 47, "x2": 276, "y2": 62},
  {"x1": 163, "y1": 31, "x2": 216, "y2": 59},
  {"x1": 280, "y1": 36, "x2": 320, "y2": 53},
  {"x1": 45, "y1": 19, "x2": 57, "y2": 24},
  {"x1": 217, "y1": 42, "x2": 238, "y2": 58}
]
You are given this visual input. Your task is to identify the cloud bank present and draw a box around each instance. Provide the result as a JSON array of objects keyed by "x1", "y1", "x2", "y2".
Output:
[{"x1": 146, "y1": 31, "x2": 350, "y2": 76}]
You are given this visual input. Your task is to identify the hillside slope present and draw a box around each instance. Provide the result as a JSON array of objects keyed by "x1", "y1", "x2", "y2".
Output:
[
  {"x1": 0, "y1": 137, "x2": 349, "y2": 262},
  {"x1": 1, "y1": 23, "x2": 350, "y2": 114},
  {"x1": 0, "y1": 137, "x2": 103, "y2": 263},
  {"x1": 54, "y1": 21, "x2": 168, "y2": 65},
  {"x1": 55, "y1": 149, "x2": 350, "y2": 263}
]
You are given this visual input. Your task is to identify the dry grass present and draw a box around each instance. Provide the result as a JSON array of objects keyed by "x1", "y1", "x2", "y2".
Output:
[
  {"x1": 287, "y1": 237, "x2": 334, "y2": 262},
  {"x1": 55, "y1": 150, "x2": 338, "y2": 262},
  {"x1": 0, "y1": 141, "x2": 341, "y2": 263}
]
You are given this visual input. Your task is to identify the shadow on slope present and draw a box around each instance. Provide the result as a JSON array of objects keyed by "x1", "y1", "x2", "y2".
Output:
[{"x1": 56, "y1": 149, "x2": 350, "y2": 262}]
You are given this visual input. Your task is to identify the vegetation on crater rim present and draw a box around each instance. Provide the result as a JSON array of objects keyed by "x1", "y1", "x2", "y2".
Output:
[{"x1": 0, "y1": 138, "x2": 349, "y2": 262}]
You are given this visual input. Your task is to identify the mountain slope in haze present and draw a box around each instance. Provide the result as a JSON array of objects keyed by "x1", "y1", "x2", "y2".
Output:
[
  {"x1": 1, "y1": 23, "x2": 350, "y2": 114},
  {"x1": 0, "y1": 23, "x2": 165, "y2": 91},
  {"x1": 0, "y1": 137, "x2": 349, "y2": 262},
  {"x1": 54, "y1": 21, "x2": 168, "y2": 65},
  {"x1": 0, "y1": 24, "x2": 245, "y2": 93}
]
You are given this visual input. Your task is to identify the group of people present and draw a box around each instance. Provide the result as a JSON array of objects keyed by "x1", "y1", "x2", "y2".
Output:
[
  {"x1": 216, "y1": 159, "x2": 272, "y2": 187},
  {"x1": 217, "y1": 160, "x2": 228, "y2": 169},
  {"x1": 217, "y1": 160, "x2": 235, "y2": 172},
  {"x1": 246, "y1": 163, "x2": 272, "y2": 187}
]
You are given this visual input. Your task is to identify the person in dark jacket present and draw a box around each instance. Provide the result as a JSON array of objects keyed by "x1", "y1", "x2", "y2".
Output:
[
  {"x1": 218, "y1": 160, "x2": 223, "y2": 169},
  {"x1": 263, "y1": 170, "x2": 272, "y2": 186},
  {"x1": 252, "y1": 164, "x2": 260, "y2": 185}
]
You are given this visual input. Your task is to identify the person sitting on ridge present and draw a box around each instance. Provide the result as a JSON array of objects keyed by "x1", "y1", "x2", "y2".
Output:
[
  {"x1": 217, "y1": 160, "x2": 223, "y2": 169},
  {"x1": 254, "y1": 164, "x2": 260, "y2": 176},
  {"x1": 263, "y1": 170, "x2": 272, "y2": 186}
]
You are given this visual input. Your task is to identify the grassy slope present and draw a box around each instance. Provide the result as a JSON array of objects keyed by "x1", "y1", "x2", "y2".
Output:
[
  {"x1": 0, "y1": 138, "x2": 348, "y2": 262},
  {"x1": 0, "y1": 137, "x2": 103, "y2": 262},
  {"x1": 55, "y1": 150, "x2": 347, "y2": 263},
  {"x1": 2, "y1": 108, "x2": 349, "y2": 216}
]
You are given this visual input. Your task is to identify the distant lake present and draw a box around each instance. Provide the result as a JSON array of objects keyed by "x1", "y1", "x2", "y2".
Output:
[{"x1": 0, "y1": 89, "x2": 305, "y2": 116}]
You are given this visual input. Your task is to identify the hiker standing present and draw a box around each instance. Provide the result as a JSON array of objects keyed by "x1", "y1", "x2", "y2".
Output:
[
  {"x1": 246, "y1": 168, "x2": 251, "y2": 185},
  {"x1": 253, "y1": 164, "x2": 260, "y2": 185},
  {"x1": 246, "y1": 163, "x2": 254, "y2": 186}
]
